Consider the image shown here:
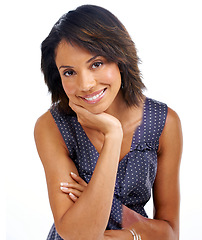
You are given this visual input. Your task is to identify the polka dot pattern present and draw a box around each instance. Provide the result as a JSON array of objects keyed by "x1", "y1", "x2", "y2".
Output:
[{"x1": 47, "y1": 97, "x2": 168, "y2": 238}]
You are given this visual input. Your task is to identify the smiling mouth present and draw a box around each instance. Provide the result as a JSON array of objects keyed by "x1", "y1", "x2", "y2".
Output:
[{"x1": 80, "y1": 88, "x2": 107, "y2": 104}]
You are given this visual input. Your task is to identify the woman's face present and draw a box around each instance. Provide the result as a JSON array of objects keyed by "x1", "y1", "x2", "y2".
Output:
[{"x1": 55, "y1": 40, "x2": 123, "y2": 114}]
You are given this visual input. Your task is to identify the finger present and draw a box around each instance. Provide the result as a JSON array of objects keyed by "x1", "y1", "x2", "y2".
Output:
[
  {"x1": 69, "y1": 101, "x2": 84, "y2": 113},
  {"x1": 68, "y1": 101, "x2": 75, "y2": 111},
  {"x1": 70, "y1": 172, "x2": 88, "y2": 186},
  {"x1": 69, "y1": 193, "x2": 78, "y2": 202},
  {"x1": 69, "y1": 101, "x2": 94, "y2": 120},
  {"x1": 61, "y1": 182, "x2": 86, "y2": 191},
  {"x1": 60, "y1": 186, "x2": 70, "y2": 193},
  {"x1": 60, "y1": 187, "x2": 83, "y2": 198},
  {"x1": 68, "y1": 102, "x2": 86, "y2": 125},
  {"x1": 69, "y1": 188, "x2": 83, "y2": 198}
]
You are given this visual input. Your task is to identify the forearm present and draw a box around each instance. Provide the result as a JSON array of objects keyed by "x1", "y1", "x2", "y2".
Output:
[
  {"x1": 105, "y1": 217, "x2": 178, "y2": 240},
  {"x1": 57, "y1": 131, "x2": 123, "y2": 240},
  {"x1": 129, "y1": 217, "x2": 178, "y2": 240}
]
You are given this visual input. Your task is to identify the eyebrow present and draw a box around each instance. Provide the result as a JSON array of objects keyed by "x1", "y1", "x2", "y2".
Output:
[
  {"x1": 59, "y1": 55, "x2": 100, "y2": 70},
  {"x1": 59, "y1": 65, "x2": 73, "y2": 70},
  {"x1": 86, "y1": 55, "x2": 99, "y2": 63}
]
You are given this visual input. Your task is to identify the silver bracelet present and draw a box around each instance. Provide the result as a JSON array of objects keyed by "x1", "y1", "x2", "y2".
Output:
[
  {"x1": 127, "y1": 228, "x2": 142, "y2": 240},
  {"x1": 128, "y1": 229, "x2": 137, "y2": 240}
]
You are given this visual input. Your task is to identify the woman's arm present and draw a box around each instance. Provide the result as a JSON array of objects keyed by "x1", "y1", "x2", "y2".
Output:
[
  {"x1": 103, "y1": 107, "x2": 183, "y2": 240},
  {"x1": 34, "y1": 104, "x2": 123, "y2": 240}
]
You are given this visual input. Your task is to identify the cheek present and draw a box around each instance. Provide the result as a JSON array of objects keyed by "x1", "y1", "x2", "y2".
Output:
[
  {"x1": 62, "y1": 81, "x2": 76, "y2": 96},
  {"x1": 104, "y1": 66, "x2": 121, "y2": 85}
]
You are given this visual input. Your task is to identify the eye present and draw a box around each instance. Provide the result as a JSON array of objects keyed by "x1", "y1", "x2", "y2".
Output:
[
  {"x1": 91, "y1": 61, "x2": 103, "y2": 69},
  {"x1": 63, "y1": 70, "x2": 75, "y2": 77}
]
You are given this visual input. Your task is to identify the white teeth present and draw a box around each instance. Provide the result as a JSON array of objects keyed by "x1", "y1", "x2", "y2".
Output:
[{"x1": 84, "y1": 90, "x2": 104, "y2": 101}]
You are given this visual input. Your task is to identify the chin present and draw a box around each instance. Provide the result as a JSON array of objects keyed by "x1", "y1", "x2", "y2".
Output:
[
  {"x1": 85, "y1": 103, "x2": 110, "y2": 115},
  {"x1": 86, "y1": 107, "x2": 107, "y2": 115}
]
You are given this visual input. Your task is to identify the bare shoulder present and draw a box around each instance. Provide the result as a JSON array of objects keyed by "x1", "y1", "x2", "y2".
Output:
[
  {"x1": 34, "y1": 110, "x2": 67, "y2": 146},
  {"x1": 164, "y1": 107, "x2": 182, "y2": 141},
  {"x1": 165, "y1": 107, "x2": 182, "y2": 129},
  {"x1": 34, "y1": 110, "x2": 68, "y2": 168},
  {"x1": 35, "y1": 110, "x2": 52, "y2": 126},
  {"x1": 34, "y1": 111, "x2": 53, "y2": 138},
  {"x1": 159, "y1": 107, "x2": 182, "y2": 151},
  {"x1": 34, "y1": 111, "x2": 60, "y2": 138}
]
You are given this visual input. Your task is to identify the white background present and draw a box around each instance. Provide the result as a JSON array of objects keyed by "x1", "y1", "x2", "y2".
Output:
[{"x1": 2, "y1": 0, "x2": 202, "y2": 239}]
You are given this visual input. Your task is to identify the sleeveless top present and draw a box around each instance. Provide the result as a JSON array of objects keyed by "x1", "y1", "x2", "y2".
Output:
[{"x1": 47, "y1": 97, "x2": 167, "y2": 240}]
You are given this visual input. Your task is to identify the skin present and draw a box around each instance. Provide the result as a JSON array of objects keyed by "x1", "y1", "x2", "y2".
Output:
[{"x1": 34, "y1": 40, "x2": 183, "y2": 240}]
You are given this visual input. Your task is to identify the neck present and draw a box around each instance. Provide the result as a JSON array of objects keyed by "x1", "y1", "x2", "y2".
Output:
[
  {"x1": 105, "y1": 93, "x2": 146, "y2": 129},
  {"x1": 105, "y1": 94, "x2": 143, "y2": 124},
  {"x1": 104, "y1": 92, "x2": 126, "y2": 119}
]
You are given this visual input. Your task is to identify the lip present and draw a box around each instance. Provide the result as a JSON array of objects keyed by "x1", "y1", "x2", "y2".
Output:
[{"x1": 79, "y1": 88, "x2": 107, "y2": 104}]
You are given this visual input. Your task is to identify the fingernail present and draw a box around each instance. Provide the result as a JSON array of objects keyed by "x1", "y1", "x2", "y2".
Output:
[
  {"x1": 60, "y1": 187, "x2": 67, "y2": 190},
  {"x1": 70, "y1": 172, "x2": 77, "y2": 176},
  {"x1": 60, "y1": 182, "x2": 68, "y2": 186},
  {"x1": 69, "y1": 192, "x2": 75, "y2": 197}
]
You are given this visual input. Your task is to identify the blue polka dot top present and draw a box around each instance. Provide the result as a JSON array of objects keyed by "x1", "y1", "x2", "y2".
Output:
[{"x1": 47, "y1": 97, "x2": 167, "y2": 239}]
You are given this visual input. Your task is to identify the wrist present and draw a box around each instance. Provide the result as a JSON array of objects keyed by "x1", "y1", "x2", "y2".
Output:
[
  {"x1": 104, "y1": 129, "x2": 123, "y2": 148},
  {"x1": 101, "y1": 115, "x2": 123, "y2": 137},
  {"x1": 104, "y1": 123, "x2": 123, "y2": 140},
  {"x1": 123, "y1": 228, "x2": 142, "y2": 240},
  {"x1": 122, "y1": 229, "x2": 134, "y2": 240}
]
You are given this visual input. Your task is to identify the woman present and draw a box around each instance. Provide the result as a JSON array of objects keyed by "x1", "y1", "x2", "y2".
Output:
[{"x1": 34, "y1": 5, "x2": 183, "y2": 240}]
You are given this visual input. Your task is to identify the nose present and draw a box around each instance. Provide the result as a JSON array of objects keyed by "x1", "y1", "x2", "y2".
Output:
[{"x1": 78, "y1": 71, "x2": 96, "y2": 92}]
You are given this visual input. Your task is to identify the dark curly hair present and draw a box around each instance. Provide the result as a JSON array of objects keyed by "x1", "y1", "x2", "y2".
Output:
[{"x1": 41, "y1": 4, "x2": 145, "y2": 114}]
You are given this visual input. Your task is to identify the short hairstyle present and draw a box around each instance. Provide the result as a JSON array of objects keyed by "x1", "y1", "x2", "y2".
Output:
[{"x1": 41, "y1": 4, "x2": 145, "y2": 114}]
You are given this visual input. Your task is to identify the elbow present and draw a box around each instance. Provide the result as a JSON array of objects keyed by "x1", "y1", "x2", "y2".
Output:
[
  {"x1": 55, "y1": 219, "x2": 103, "y2": 240},
  {"x1": 55, "y1": 221, "x2": 78, "y2": 240},
  {"x1": 163, "y1": 220, "x2": 179, "y2": 240},
  {"x1": 171, "y1": 228, "x2": 179, "y2": 240}
]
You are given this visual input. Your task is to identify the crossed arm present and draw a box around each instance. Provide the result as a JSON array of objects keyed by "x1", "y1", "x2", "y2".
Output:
[{"x1": 34, "y1": 103, "x2": 182, "y2": 240}]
